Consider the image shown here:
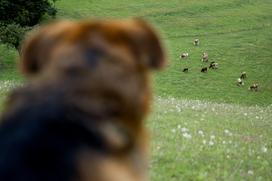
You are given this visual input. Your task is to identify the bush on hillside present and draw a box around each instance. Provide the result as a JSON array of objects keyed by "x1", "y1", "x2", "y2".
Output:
[
  {"x1": 0, "y1": 23, "x2": 31, "y2": 51},
  {"x1": 0, "y1": 0, "x2": 58, "y2": 26},
  {"x1": 0, "y1": 0, "x2": 58, "y2": 51}
]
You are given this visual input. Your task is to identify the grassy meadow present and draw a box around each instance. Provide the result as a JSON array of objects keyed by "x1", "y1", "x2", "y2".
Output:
[{"x1": 0, "y1": 0, "x2": 271, "y2": 180}]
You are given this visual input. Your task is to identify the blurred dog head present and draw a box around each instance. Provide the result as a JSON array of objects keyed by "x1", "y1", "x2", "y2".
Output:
[{"x1": 21, "y1": 19, "x2": 166, "y2": 125}]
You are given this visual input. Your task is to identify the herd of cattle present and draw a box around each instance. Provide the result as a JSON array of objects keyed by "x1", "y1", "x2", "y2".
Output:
[{"x1": 180, "y1": 39, "x2": 259, "y2": 91}]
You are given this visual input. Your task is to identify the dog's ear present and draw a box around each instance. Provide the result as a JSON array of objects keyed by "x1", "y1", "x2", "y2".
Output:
[
  {"x1": 20, "y1": 28, "x2": 47, "y2": 76},
  {"x1": 130, "y1": 19, "x2": 166, "y2": 70},
  {"x1": 20, "y1": 21, "x2": 73, "y2": 76}
]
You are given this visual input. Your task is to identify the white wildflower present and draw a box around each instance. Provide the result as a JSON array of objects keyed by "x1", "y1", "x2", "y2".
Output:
[
  {"x1": 176, "y1": 105, "x2": 181, "y2": 112},
  {"x1": 224, "y1": 129, "x2": 230, "y2": 134},
  {"x1": 210, "y1": 135, "x2": 215, "y2": 140},
  {"x1": 248, "y1": 170, "x2": 254, "y2": 175},
  {"x1": 261, "y1": 146, "x2": 268, "y2": 153},
  {"x1": 208, "y1": 141, "x2": 214, "y2": 146},
  {"x1": 198, "y1": 130, "x2": 204, "y2": 135},
  {"x1": 181, "y1": 127, "x2": 188, "y2": 133},
  {"x1": 182, "y1": 132, "x2": 192, "y2": 139}
]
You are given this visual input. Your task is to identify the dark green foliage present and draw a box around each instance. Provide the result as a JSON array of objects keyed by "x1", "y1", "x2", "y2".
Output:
[
  {"x1": 0, "y1": 23, "x2": 31, "y2": 51},
  {"x1": 0, "y1": 0, "x2": 58, "y2": 51},
  {"x1": 0, "y1": 0, "x2": 57, "y2": 26}
]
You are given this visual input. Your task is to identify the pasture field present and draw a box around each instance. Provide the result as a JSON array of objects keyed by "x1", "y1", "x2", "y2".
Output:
[
  {"x1": 148, "y1": 97, "x2": 272, "y2": 180},
  {"x1": 0, "y1": 0, "x2": 271, "y2": 180}
]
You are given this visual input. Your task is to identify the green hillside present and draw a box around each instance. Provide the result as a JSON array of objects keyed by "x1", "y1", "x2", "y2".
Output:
[
  {"x1": 1, "y1": 0, "x2": 272, "y2": 105},
  {"x1": 54, "y1": 0, "x2": 272, "y2": 106}
]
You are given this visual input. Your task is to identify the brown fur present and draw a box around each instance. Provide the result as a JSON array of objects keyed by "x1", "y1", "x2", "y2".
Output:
[{"x1": 2, "y1": 19, "x2": 166, "y2": 181}]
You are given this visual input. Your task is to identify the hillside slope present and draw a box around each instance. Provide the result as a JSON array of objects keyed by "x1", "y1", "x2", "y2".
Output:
[
  {"x1": 55, "y1": 0, "x2": 272, "y2": 106},
  {"x1": 1, "y1": 0, "x2": 271, "y2": 106}
]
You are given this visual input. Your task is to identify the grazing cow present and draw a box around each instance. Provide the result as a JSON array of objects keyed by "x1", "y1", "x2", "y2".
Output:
[
  {"x1": 236, "y1": 78, "x2": 244, "y2": 86},
  {"x1": 240, "y1": 72, "x2": 247, "y2": 79},
  {"x1": 182, "y1": 68, "x2": 189, "y2": 73},
  {"x1": 193, "y1": 39, "x2": 199, "y2": 46},
  {"x1": 249, "y1": 83, "x2": 259, "y2": 91},
  {"x1": 0, "y1": 19, "x2": 166, "y2": 181},
  {"x1": 180, "y1": 52, "x2": 189, "y2": 59},
  {"x1": 209, "y1": 61, "x2": 218, "y2": 69},
  {"x1": 201, "y1": 67, "x2": 208, "y2": 73},
  {"x1": 202, "y1": 52, "x2": 208, "y2": 62}
]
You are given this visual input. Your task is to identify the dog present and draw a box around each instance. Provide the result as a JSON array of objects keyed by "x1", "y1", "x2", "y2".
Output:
[
  {"x1": 202, "y1": 52, "x2": 208, "y2": 62},
  {"x1": 0, "y1": 19, "x2": 166, "y2": 181},
  {"x1": 193, "y1": 38, "x2": 199, "y2": 46},
  {"x1": 180, "y1": 52, "x2": 189, "y2": 59},
  {"x1": 182, "y1": 68, "x2": 189, "y2": 73},
  {"x1": 249, "y1": 83, "x2": 258, "y2": 91},
  {"x1": 240, "y1": 71, "x2": 247, "y2": 79},
  {"x1": 201, "y1": 67, "x2": 208, "y2": 73}
]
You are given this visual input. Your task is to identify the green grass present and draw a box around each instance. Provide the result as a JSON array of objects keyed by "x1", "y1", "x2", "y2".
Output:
[
  {"x1": 148, "y1": 97, "x2": 272, "y2": 180},
  {"x1": 0, "y1": 45, "x2": 21, "y2": 81},
  {"x1": 0, "y1": 0, "x2": 272, "y2": 180},
  {"x1": 1, "y1": 0, "x2": 272, "y2": 106}
]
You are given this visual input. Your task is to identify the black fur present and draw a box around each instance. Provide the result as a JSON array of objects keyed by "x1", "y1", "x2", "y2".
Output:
[{"x1": 0, "y1": 88, "x2": 110, "y2": 181}]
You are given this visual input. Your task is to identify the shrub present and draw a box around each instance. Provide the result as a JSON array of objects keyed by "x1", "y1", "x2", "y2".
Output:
[
  {"x1": 0, "y1": 23, "x2": 31, "y2": 51},
  {"x1": 0, "y1": 0, "x2": 58, "y2": 27},
  {"x1": 0, "y1": 0, "x2": 58, "y2": 51}
]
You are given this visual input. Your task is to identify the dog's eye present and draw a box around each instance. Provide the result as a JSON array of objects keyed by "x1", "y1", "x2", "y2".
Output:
[{"x1": 84, "y1": 48, "x2": 104, "y2": 67}]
